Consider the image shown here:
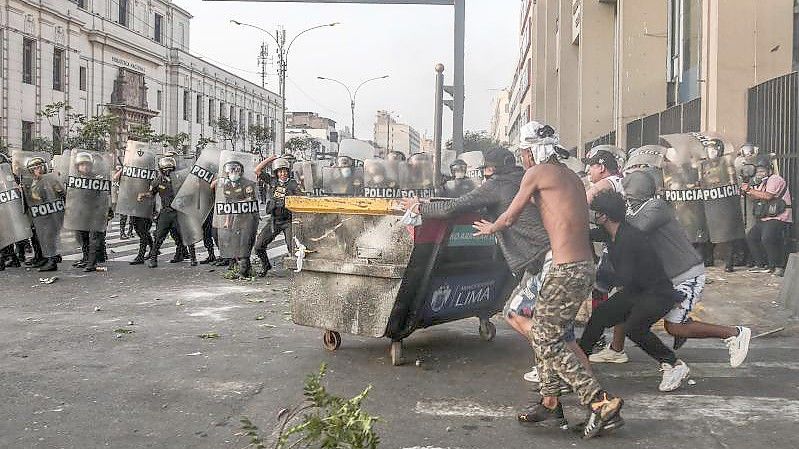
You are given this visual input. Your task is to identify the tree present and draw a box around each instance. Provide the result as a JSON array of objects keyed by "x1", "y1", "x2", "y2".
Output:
[
  {"x1": 447, "y1": 130, "x2": 507, "y2": 155},
  {"x1": 67, "y1": 113, "x2": 119, "y2": 152},
  {"x1": 284, "y1": 136, "x2": 320, "y2": 160},
  {"x1": 214, "y1": 117, "x2": 240, "y2": 151},
  {"x1": 37, "y1": 101, "x2": 73, "y2": 154},
  {"x1": 248, "y1": 124, "x2": 274, "y2": 157},
  {"x1": 195, "y1": 135, "x2": 217, "y2": 156},
  {"x1": 128, "y1": 123, "x2": 161, "y2": 143},
  {"x1": 159, "y1": 132, "x2": 190, "y2": 155}
]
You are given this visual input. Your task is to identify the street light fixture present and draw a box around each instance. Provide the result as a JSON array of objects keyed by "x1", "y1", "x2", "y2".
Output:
[
  {"x1": 317, "y1": 75, "x2": 389, "y2": 139},
  {"x1": 230, "y1": 19, "x2": 339, "y2": 154}
]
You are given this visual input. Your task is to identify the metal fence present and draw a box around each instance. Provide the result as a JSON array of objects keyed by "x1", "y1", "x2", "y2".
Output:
[
  {"x1": 625, "y1": 98, "x2": 701, "y2": 149},
  {"x1": 747, "y1": 71, "x2": 799, "y2": 229},
  {"x1": 583, "y1": 131, "x2": 616, "y2": 152}
]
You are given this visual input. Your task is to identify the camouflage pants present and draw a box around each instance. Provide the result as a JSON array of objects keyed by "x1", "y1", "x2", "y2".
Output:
[{"x1": 528, "y1": 260, "x2": 600, "y2": 405}]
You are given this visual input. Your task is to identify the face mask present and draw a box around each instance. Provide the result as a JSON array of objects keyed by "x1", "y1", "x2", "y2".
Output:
[
  {"x1": 752, "y1": 175, "x2": 765, "y2": 185},
  {"x1": 229, "y1": 173, "x2": 241, "y2": 182},
  {"x1": 341, "y1": 168, "x2": 352, "y2": 178},
  {"x1": 453, "y1": 170, "x2": 466, "y2": 180}
]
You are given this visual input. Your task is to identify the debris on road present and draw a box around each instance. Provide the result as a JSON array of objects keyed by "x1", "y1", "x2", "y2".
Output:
[
  {"x1": 114, "y1": 328, "x2": 134, "y2": 334},
  {"x1": 255, "y1": 315, "x2": 265, "y2": 321},
  {"x1": 199, "y1": 332, "x2": 220, "y2": 339},
  {"x1": 39, "y1": 277, "x2": 58, "y2": 285}
]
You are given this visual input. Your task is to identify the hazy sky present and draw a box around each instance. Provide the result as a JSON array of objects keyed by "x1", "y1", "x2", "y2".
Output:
[{"x1": 174, "y1": 0, "x2": 519, "y2": 141}]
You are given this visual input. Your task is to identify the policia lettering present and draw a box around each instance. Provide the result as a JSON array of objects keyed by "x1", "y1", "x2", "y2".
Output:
[
  {"x1": 215, "y1": 200, "x2": 259, "y2": 215},
  {"x1": 121, "y1": 166, "x2": 158, "y2": 180},
  {"x1": 67, "y1": 176, "x2": 111, "y2": 191},
  {"x1": 664, "y1": 185, "x2": 739, "y2": 202},
  {"x1": 0, "y1": 187, "x2": 22, "y2": 204},
  {"x1": 30, "y1": 199, "x2": 65, "y2": 218},
  {"x1": 191, "y1": 165, "x2": 215, "y2": 183}
]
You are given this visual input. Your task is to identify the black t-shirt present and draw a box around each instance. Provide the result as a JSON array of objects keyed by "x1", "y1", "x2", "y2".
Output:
[{"x1": 605, "y1": 222, "x2": 674, "y2": 299}]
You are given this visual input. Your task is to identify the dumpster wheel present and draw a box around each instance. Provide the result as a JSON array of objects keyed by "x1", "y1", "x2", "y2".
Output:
[
  {"x1": 323, "y1": 330, "x2": 342, "y2": 351},
  {"x1": 479, "y1": 320, "x2": 497, "y2": 342}
]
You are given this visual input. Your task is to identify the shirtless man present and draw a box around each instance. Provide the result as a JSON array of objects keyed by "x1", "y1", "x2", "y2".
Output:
[{"x1": 473, "y1": 122, "x2": 623, "y2": 439}]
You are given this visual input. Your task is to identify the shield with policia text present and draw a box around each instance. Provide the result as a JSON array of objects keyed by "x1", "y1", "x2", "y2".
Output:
[
  {"x1": 660, "y1": 133, "x2": 744, "y2": 244},
  {"x1": 213, "y1": 150, "x2": 259, "y2": 259},
  {"x1": 25, "y1": 172, "x2": 66, "y2": 257},
  {"x1": 116, "y1": 141, "x2": 159, "y2": 218},
  {"x1": 0, "y1": 162, "x2": 32, "y2": 249},
  {"x1": 172, "y1": 146, "x2": 221, "y2": 226},
  {"x1": 63, "y1": 150, "x2": 114, "y2": 232},
  {"x1": 170, "y1": 167, "x2": 205, "y2": 246}
]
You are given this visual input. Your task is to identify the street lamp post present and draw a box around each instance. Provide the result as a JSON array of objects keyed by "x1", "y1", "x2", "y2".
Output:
[
  {"x1": 230, "y1": 20, "x2": 338, "y2": 154},
  {"x1": 317, "y1": 75, "x2": 389, "y2": 139}
]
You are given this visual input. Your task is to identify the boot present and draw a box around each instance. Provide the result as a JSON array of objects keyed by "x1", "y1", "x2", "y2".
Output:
[
  {"x1": 256, "y1": 252, "x2": 271, "y2": 277},
  {"x1": 170, "y1": 246, "x2": 186, "y2": 263},
  {"x1": 54, "y1": 254, "x2": 62, "y2": 263},
  {"x1": 38, "y1": 257, "x2": 58, "y2": 272},
  {"x1": 83, "y1": 251, "x2": 97, "y2": 272},
  {"x1": 146, "y1": 254, "x2": 159, "y2": 268},
  {"x1": 239, "y1": 258, "x2": 253, "y2": 278},
  {"x1": 200, "y1": 248, "x2": 216, "y2": 265},
  {"x1": 188, "y1": 246, "x2": 197, "y2": 266},
  {"x1": 129, "y1": 243, "x2": 148, "y2": 265},
  {"x1": 25, "y1": 256, "x2": 47, "y2": 268}
]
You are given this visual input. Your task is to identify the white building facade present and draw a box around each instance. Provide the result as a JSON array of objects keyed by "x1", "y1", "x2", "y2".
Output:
[
  {"x1": 1, "y1": 0, "x2": 282, "y2": 154},
  {"x1": 373, "y1": 110, "x2": 420, "y2": 157}
]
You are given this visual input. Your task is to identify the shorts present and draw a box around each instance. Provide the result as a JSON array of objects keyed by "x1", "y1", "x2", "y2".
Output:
[
  {"x1": 504, "y1": 252, "x2": 575, "y2": 341},
  {"x1": 663, "y1": 275, "x2": 706, "y2": 324}
]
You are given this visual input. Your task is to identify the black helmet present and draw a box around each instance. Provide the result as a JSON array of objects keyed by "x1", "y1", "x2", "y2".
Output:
[{"x1": 450, "y1": 159, "x2": 467, "y2": 171}]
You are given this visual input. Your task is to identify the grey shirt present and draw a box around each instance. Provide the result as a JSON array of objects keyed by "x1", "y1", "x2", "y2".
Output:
[{"x1": 626, "y1": 197, "x2": 705, "y2": 283}]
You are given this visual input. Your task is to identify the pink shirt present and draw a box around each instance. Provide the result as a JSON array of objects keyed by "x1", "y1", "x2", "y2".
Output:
[{"x1": 758, "y1": 175, "x2": 792, "y2": 223}]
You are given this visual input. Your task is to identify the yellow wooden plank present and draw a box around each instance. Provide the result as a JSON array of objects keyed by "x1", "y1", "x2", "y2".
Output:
[{"x1": 286, "y1": 196, "x2": 401, "y2": 216}]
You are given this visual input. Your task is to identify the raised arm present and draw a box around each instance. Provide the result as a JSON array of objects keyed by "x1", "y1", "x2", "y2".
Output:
[{"x1": 254, "y1": 155, "x2": 278, "y2": 177}]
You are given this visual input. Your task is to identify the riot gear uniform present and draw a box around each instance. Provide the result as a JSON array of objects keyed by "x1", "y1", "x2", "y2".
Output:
[
  {"x1": 214, "y1": 152, "x2": 260, "y2": 278},
  {"x1": 444, "y1": 159, "x2": 477, "y2": 198},
  {"x1": 254, "y1": 158, "x2": 300, "y2": 276},
  {"x1": 145, "y1": 158, "x2": 187, "y2": 267},
  {"x1": 24, "y1": 158, "x2": 66, "y2": 271}
]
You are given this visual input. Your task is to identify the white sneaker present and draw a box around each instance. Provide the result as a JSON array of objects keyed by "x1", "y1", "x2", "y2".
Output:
[
  {"x1": 659, "y1": 360, "x2": 690, "y2": 392},
  {"x1": 589, "y1": 346, "x2": 629, "y2": 363},
  {"x1": 725, "y1": 326, "x2": 751, "y2": 368},
  {"x1": 523, "y1": 366, "x2": 540, "y2": 383}
]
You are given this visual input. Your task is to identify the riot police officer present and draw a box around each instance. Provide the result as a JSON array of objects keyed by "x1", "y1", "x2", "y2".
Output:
[
  {"x1": 139, "y1": 157, "x2": 190, "y2": 267},
  {"x1": 218, "y1": 160, "x2": 260, "y2": 278},
  {"x1": 254, "y1": 158, "x2": 300, "y2": 277},
  {"x1": 444, "y1": 159, "x2": 477, "y2": 198},
  {"x1": 23, "y1": 157, "x2": 66, "y2": 272}
]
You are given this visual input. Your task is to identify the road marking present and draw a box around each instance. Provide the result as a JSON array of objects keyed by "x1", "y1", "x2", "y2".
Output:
[
  {"x1": 599, "y1": 361, "x2": 799, "y2": 378},
  {"x1": 416, "y1": 395, "x2": 799, "y2": 424}
]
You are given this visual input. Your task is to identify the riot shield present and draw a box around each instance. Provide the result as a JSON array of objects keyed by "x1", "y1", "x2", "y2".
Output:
[
  {"x1": 322, "y1": 166, "x2": 365, "y2": 196},
  {"x1": 293, "y1": 160, "x2": 324, "y2": 196},
  {"x1": 0, "y1": 163, "x2": 32, "y2": 249},
  {"x1": 338, "y1": 139, "x2": 376, "y2": 164},
  {"x1": 213, "y1": 151, "x2": 260, "y2": 259},
  {"x1": 170, "y1": 168, "x2": 205, "y2": 245},
  {"x1": 26, "y1": 173, "x2": 65, "y2": 257},
  {"x1": 116, "y1": 141, "x2": 159, "y2": 218},
  {"x1": 624, "y1": 145, "x2": 667, "y2": 173},
  {"x1": 363, "y1": 159, "x2": 405, "y2": 197},
  {"x1": 11, "y1": 150, "x2": 52, "y2": 189},
  {"x1": 53, "y1": 150, "x2": 71, "y2": 184},
  {"x1": 172, "y1": 146, "x2": 220, "y2": 227},
  {"x1": 661, "y1": 135, "x2": 707, "y2": 243},
  {"x1": 63, "y1": 150, "x2": 113, "y2": 232},
  {"x1": 460, "y1": 151, "x2": 485, "y2": 180},
  {"x1": 697, "y1": 143, "x2": 745, "y2": 243},
  {"x1": 443, "y1": 178, "x2": 477, "y2": 198},
  {"x1": 404, "y1": 153, "x2": 435, "y2": 197}
]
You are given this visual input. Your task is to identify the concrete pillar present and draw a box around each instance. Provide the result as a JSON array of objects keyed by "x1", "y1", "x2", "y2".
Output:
[
  {"x1": 557, "y1": 0, "x2": 580, "y2": 148},
  {"x1": 615, "y1": 0, "x2": 668, "y2": 148},
  {"x1": 577, "y1": 0, "x2": 615, "y2": 149},
  {"x1": 778, "y1": 253, "x2": 799, "y2": 318},
  {"x1": 701, "y1": 0, "x2": 793, "y2": 147}
]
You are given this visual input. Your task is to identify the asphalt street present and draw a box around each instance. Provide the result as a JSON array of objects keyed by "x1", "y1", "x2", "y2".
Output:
[{"x1": 1, "y1": 262, "x2": 798, "y2": 449}]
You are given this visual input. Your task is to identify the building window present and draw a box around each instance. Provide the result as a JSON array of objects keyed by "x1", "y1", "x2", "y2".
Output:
[
  {"x1": 196, "y1": 95, "x2": 202, "y2": 124},
  {"x1": 220, "y1": 102, "x2": 226, "y2": 119},
  {"x1": 53, "y1": 48, "x2": 64, "y2": 91},
  {"x1": 230, "y1": 105, "x2": 235, "y2": 122},
  {"x1": 22, "y1": 121, "x2": 34, "y2": 151},
  {"x1": 78, "y1": 0, "x2": 86, "y2": 9},
  {"x1": 156, "y1": 90, "x2": 162, "y2": 110},
  {"x1": 23, "y1": 38, "x2": 35, "y2": 85},
  {"x1": 118, "y1": 0, "x2": 129, "y2": 27},
  {"x1": 154, "y1": 13, "x2": 163, "y2": 44},
  {"x1": 79, "y1": 66, "x2": 87, "y2": 91},
  {"x1": 183, "y1": 90, "x2": 191, "y2": 121},
  {"x1": 667, "y1": 0, "x2": 702, "y2": 104},
  {"x1": 208, "y1": 99, "x2": 215, "y2": 125}
]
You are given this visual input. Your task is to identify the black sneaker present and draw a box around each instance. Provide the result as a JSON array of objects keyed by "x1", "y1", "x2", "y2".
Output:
[
  {"x1": 583, "y1": 391, "x2": 624, "y2": 439},
  {"x1": 517, "y1": 401, "x2": 569, "y2": 430},
  {"x1": 673, "y1": 335, "x2": 688, "y2": 350}
]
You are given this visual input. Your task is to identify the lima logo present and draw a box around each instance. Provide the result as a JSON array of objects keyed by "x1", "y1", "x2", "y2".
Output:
[{"x1": 430, "y1": 284, "x2": 453, "y2": 313}]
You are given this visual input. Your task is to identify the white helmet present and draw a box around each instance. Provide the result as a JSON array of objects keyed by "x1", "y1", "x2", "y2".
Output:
[{"x1": 75, "y1": 152, "x2": 94, "y2": 165}]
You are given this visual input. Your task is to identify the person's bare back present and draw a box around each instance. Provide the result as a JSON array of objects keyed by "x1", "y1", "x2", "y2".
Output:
[{"x1": 484, "y1": 161, "x2": 593, "y2": 265}]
